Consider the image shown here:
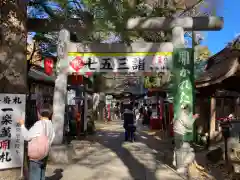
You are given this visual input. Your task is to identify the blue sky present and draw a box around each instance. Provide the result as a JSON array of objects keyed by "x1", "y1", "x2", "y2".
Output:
[{"x1": 202, "y1": 0, "x2": 240, "y2": 54}]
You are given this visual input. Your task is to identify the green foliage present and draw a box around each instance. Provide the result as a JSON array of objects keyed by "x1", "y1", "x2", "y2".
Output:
[
  {"x1": 28, "y1": 0, "x2": 181, "y2": 45},
  {"x1": 27, "y1": 0, "x2": 216, "y2": 62},
  {"x1": 33, "y1": 32, "x2": 58, "y2": 56},
  {"x1": 194, "y1": 46, "x2": 211, "y2": 79},
  {"x1": 194, "y1": 61, "x2": 207, "y2": 79},
  {"x1": 228, "y1": 35, "x2": 240, "y2": 50},
  {"x1": 195, "y1": 46, "x2": 211, "y2": 61},
  {"x1": 81, "y1": 0, "x2": 178, "y2": 42}
]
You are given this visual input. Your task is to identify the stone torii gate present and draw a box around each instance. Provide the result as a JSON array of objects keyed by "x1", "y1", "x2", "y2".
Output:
[
  {"x1": 55, "y1": 33, "x2": 174, "y2": 142},
  {"x1": 54, "y1": 16, "x2": 223, "y2": 174}
]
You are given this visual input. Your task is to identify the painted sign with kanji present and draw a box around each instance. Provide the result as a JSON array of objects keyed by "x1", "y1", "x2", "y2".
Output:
[
  {"x1": 69, "y1": 56, "x2": 85, "y2": 72},
  {"x1": 172, "y1": 48, "x2": 194, "y2": 140},
  {"x1": 0, "y1": 94, "x2": 25, "y2": 170},
  {"x1": 67, "y1": 52, "x2": 172, "y2": 74}
]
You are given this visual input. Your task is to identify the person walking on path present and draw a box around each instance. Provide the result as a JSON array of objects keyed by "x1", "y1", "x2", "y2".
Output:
[
  {"x1": 123, "y1": 105, "x2": 136, "y2": 142},
  {"x1": 133, "y1": 103, "x2": 140, "y2": 128},
  {"x1": 18, "y1": 109, "x2": 55, "y2": 180},
  {"x1": 75, "y1": 112, "x2": 81, "y2": 138}
]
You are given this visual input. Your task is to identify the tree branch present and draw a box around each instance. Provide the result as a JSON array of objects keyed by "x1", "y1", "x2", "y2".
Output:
[
  {"x1": 39, "y1": 2, "x2": 59, "y2": 18},
  {"x1": 178, "y1": 0, "x2": 205, "y2": 17}
]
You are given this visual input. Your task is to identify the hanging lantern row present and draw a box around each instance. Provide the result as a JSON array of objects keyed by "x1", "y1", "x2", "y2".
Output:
[
  {"x1": 44, "y1": 56, "x2": 94, "y2": 78},
  {"x1": 69, "y1": 72, "x2": 94, "y2": 85}
]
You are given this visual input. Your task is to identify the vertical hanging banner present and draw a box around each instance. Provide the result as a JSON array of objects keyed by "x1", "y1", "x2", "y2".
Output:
[
  {"x1": 172, "y1": 48, "x2": 194, "y2": 141},
  {"x1": 0, "y1": 94, "x2": 25, "y2": 170}
]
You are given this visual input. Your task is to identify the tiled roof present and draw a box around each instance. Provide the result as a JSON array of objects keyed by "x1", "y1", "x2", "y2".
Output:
[{"x1": 196, "y1": 47, "x2": 240, "y2": 88}]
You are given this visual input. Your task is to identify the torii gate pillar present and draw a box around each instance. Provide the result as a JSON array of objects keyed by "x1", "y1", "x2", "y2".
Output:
[{"x1": 52, "y1": 29, "x2": 70, "y2": 145}]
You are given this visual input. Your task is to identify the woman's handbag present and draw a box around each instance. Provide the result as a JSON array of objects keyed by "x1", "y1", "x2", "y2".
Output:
[{"x1": 28, "y1": 121, "x2": 49, "y2": 160}]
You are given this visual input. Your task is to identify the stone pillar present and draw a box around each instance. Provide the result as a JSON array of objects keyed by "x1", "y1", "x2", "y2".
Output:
[
  {"x1": 172, "y1": 27, "x2": 185, "y2": 48},
  {"x1": 52, "y1": 29, "x2": 70, "y2": 145}
]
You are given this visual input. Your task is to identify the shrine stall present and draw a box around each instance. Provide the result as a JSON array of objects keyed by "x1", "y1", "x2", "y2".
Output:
[{"x1": 26, "y1": 60, "x2": 56, "y2": 128}]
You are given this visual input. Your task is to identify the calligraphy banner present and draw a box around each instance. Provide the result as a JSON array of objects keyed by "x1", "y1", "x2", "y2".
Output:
[
  {"x1": 0, "y1": 94, "x2": 25, "y2": 170},
  {"x1": 66, "y1": 52, "x2": 172, "y2": 74},
  {"x1": 172, "y1": 48, "x2": 194, "y2": 141}
]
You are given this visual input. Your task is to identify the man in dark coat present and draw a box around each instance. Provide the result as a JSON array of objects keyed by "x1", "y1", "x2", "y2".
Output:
[{"x1": 122, "y1": 105, "x2": 136, "y2": 142}]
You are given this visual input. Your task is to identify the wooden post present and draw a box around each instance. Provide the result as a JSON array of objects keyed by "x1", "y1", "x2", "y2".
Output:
[{"x1": 210, "y1": 96, "x2": 216, "y2": 139}]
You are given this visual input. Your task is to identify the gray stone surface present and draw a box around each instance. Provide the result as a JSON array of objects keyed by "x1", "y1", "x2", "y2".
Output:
[
  {"x1": 48, "y1": 144, "x2": 76, "y2": 164},
  {"x1": 46, "y1": 121, "x2": 184, "y2": 180},
  {"x1": 0, "y1": 168, "x2": 21, "y2": 180}
]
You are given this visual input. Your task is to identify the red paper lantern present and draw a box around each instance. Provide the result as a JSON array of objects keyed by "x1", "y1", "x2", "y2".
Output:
[
  {"x1": 70, "y1": 74, "x2": 83, "y2": 85},
  {"x1": 44, "y1": 57, "x2": 53, "y2": 76}
]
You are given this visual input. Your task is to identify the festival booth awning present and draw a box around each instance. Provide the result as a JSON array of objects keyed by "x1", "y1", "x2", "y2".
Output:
[
  {"x1": 28, "y1": 65, "x2": 94, "y2": 87},
  {"x1": 28, "y1": 66, "x2": 56, "y2": 84},
  {"x1": 195, "y1": 46, "x2": 240, "y2": 95}
]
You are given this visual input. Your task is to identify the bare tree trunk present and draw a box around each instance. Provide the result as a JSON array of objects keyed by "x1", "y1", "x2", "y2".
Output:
[
  {"x1": 0, "y1": 0, "x2": 27, "y2": 178},
  {"x1": 0, "y1": 0, "x2": 27, "y2": 93}
]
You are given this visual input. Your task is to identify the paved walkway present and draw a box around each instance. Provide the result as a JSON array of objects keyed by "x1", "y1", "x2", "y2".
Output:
[{"x1": 46, "y1": 121, "x2": 184, "y2": 180}]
